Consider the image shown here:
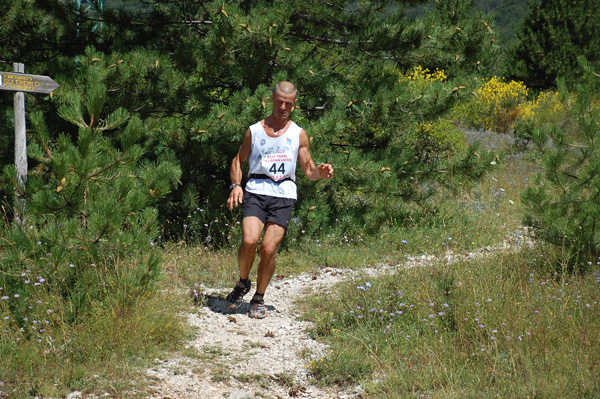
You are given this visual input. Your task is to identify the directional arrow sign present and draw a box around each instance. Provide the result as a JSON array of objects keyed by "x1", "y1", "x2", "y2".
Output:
[{"x1": 0, "y1": 71, "x2": 59, "y2": 94}]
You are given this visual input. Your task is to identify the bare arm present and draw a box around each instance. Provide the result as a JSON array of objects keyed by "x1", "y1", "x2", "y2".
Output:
[
  {"x1": 227, "y1": 129, "x2": 252, "y2": 210},
  {"x1": 298, "y1": 129, "x2": 334, "y2": 181}
]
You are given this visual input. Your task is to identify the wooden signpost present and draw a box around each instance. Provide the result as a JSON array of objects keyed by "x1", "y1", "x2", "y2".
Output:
[
  {"x1": 0, "y1": 70, "x2": 60, "y2": 94},
  {"x1": 0, "y1": 63, "x2": 59, "y2": 221}
]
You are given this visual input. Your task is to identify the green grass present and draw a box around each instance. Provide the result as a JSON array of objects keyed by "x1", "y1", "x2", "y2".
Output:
[
  {"x1": 0, "y1": 271, "x2": 191, "y2": 398},
  {"x1": 301, "y1": 247, "x2": 600, "y2": 398}
]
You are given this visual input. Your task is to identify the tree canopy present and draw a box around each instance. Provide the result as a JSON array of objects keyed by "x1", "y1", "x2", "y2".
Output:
[
  {"x1": 508, "y1": 0, "x2": 600, "y2": 90},
  {"x1": 0, "y1": 0, "x2": 501, "y2": 238}
]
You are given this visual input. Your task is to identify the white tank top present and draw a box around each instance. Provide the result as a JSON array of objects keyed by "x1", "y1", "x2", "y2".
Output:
[{"x1": 245, "y1": 120, "x2": 301, "y2": 199}]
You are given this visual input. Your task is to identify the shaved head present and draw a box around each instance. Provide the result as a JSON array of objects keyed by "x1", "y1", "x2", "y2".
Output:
[{"x1": 273, "y1": 81, "x2": 298, "y2": 99}]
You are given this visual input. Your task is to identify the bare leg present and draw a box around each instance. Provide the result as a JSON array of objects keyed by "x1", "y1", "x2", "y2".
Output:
[
  {"x1": 238, "y1": 216, "x2": 264, "y2": 279},
  {"x1": 255, "y1": 222, "x2": 287, "y2": 294}
]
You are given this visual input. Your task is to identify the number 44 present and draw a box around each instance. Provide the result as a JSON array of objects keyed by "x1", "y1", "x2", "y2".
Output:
[{"x1": 269, "y1": 163, "x2": 285, "y2": 174}]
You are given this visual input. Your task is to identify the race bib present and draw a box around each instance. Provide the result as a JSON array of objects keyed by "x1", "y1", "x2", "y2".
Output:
[{"x1": 260, "y1": 150, "x2": 295, "y2": 182}]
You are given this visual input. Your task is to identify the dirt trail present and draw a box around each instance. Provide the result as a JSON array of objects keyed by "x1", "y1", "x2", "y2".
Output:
[
  {"x1": 145, "y1": 267, "x2": 362, "y2": 399},
  {"x1": 142, "y1": 231, "x2": 531, "y2": 399}
]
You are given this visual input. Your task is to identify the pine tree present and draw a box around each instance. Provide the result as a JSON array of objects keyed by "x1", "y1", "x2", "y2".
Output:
[
  {"x1": 521, "y1": 58, "x2": 600, "y2": 270},
  {"x1": 0, "y1": 63, "x2": 181, "y2": 321},
  {"x1": 0, "y1": 0, "x2": 500, "y2": 239},
  {"x1": 508, "y1": 0, "x2": 600, "y2": 90}
]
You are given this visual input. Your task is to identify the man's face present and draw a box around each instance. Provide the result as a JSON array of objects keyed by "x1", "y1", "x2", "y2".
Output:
[{"x1": 272, "y1": 89, "x2": 297, "y2": 121}]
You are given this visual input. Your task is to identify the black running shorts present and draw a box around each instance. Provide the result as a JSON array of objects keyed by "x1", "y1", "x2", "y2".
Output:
[{"x1": 241, "y1": 191, "x2": 296, "y2": 228}]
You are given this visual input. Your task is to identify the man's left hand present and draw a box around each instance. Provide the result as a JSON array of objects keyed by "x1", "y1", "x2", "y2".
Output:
[{"x1": 317, "y1": 163, "x2": 334, "y2": 180}]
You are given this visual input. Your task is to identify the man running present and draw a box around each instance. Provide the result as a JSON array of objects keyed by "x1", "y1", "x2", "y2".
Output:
[{"x1": 226, "y1": 81, "x2": 334, "y2": 319}]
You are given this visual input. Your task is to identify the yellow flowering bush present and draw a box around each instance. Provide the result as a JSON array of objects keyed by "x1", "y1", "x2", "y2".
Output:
[
  {"x1": 453, "y1": 76, "x2": 561, "y2": 133},
  {"x1": 517, "y1": 90, "x2": 564, "y2": 126},
  {"x1": 513, "y1": 90, "x2": 567, "y2": 150},
  {"x1": 477, "y1": 76, "x2": 529, "y2": 131},
  {"x1": 400, "y1": 65, "x2": 448, "y2": 89}
]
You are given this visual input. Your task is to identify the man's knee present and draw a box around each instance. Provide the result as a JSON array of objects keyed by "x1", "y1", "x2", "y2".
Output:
[
  {"x1": 241, "y1": 236, "x2": 259, "y2": 250},
  {"x1": 259, "y1": 242, "x2": 278, "y2": 258}
]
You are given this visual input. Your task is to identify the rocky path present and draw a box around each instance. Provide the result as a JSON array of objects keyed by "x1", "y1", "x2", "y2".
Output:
[
  {"x1": 142, "y1": 231, "x2": 531, "y2": 399},
  {"x1": 144, "y1": 266, "x2": 363, "y2": 399}
]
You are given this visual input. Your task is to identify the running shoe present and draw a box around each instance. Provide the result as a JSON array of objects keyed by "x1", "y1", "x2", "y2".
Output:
[
  {"x1": 249, "y1": 299, "x2": 267, "y2": 319},
  {"x1": 225, "y1": 280, "x2": 251, "y2": 309}
]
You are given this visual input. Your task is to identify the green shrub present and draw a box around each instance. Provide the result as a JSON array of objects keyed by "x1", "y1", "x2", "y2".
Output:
[
  {"x1": 409, "y1": 119, "x2": 467, "y2": 161},
  {"x1": 0, "y1": 64, "x2": 181, "y2": 336},
  {"x1": 522, "y1": 58, "x2": 600, "y2": 270}
]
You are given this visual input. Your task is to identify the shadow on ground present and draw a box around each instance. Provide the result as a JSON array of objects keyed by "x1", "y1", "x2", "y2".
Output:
[{"x1": 202, "y1": 294, "x2": 276, "y2": 316}]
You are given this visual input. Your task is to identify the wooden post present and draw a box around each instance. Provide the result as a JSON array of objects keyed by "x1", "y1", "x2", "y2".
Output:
[
  {"x1": 0, "y1": 65, "x2": 58, "y2": 224},
  {"x1": 13, "y1": 62, "x2": 27, "y2": 221}
]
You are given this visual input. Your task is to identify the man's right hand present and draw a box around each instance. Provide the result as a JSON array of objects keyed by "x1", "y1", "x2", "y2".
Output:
[{"x1": 227, "y1": 186, "x2": 244, "y2": 210}]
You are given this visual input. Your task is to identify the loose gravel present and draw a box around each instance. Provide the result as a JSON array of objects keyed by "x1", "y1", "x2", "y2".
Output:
[{"x1": 135, "y1": 229, "x2": 533, "y2": 399}]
